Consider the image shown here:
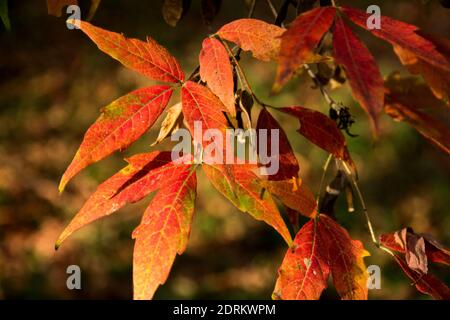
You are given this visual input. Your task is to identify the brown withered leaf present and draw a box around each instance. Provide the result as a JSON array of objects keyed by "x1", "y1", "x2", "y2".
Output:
[{"x1": 151, "y1": 102, "x2": 183, "y2": 146}]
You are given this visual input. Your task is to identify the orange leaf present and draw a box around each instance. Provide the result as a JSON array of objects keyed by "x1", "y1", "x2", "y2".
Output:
[
  {"x1": 132, "y1": 165, "x2": 197, "y2": 300},
  {"x1": 341, "y1": 6, "x2": 450, "y2": 72},
  {"x1": 199, "y1": 37, "x2": 235, "y2": 115},
  {"x1": 333, "y1": 16, "x2": 384, "y2": 134},
  {"x1": 217, "y1": 18, "x2": 285, "y2": 62},
  {"x1": 319, "y1": 214, "x2": 369, "y2": 300},
  {"x1": 68, "y1": 20, "x2": 184, "y2": 83},
  {"x1": 181, "y1": 81, "x2": 228, "y2": 140},
  {"x1": 393, "y1": 255, "x2": 450, "y2": 300},
  {"x1": 274, "y1": 7, "x2": 336, "y2": 91},
  {"x1": 393, "y1": 45, "x2": 450, "y2": 105},
  {"x1": 274, "y1": 214, "x2": 369, "y2": 300},
  {"x1": 273, "y1": 219, "x2": 330, "y2": 300},
  {"x1": 203, "y1": 163, "x2": 293, "y2": 246},
  {"x1": 261, "y1": 180, "x2": 317, "y2": 219},
  {"x1": 60, "y1": 85, "x2": 173, "y2": 192},
  {"x1": 56, "y1": 152, "x2": 192, "y2": 248},
  {"x1": 256, "y1": 108, "x2": 299, "y2": 181},
  {"x1": 280, "y1": 106, "x2": 352, "y2": 162}
]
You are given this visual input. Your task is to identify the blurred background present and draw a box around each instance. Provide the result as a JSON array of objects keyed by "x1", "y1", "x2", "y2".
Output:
[{"x1": 0, "y1": 0, "x2": 449, "y2": 299}]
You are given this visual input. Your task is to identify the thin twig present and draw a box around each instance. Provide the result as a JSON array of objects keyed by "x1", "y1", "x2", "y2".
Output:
[{"x1": 316, "y1": 154, "x2": 333, "y2": 203}]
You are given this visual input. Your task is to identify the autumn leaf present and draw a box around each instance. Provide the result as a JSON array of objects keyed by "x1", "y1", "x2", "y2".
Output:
[
  {"x1": 256, "y1": 108, "x2": 299, "y2": 181},
  {"x1": 133, "y1": 164, "x2": 197, "y2": 300},
  {"x1": 151, "y1": 102, "x2": 183, "y2": 146},
  {"x1": 56, "y1": 152, "x2": 192, "y2": 248},
  {"x1": 199, "y1": 37, "x2": 235, "y2": 115},
  {"x1": 381, "y1": 228, "x2": 450, "y2": 268},
  {"x1": 384, "y1": 75, "x2": 450, "y2": 155},
  {"x1": 181, "y1": 81, "x2": 228, "y2": 139},
  {"x1": 274, "y1": 214, "x2": 369, "y2": 300},
  {"x1": 202, "y1": 163, "x2": 293, "y2": 246},
  {"x1": 274, "y1": 7, "x2": 336, "y2": 91},
  {"x1": 59, "y1": 85, "x2": 173, "y2": 192},
  {"x1": 217, "y1": 18, "x2": 285, "y2": 62},
  {"x1": 273, "y1": 218, "x2": 330, "y2": 300},
  {"x1": 68, "y1": 20, "x2": 184, "y2": 83},
  {"x1": 393, "y1": 45, "x2": 450, "y2": 104},
  {"x1": 332, "y1": 15, "x2": 384, "y2": 134},
  {"x1": 262, "y1": 179, "x2": 317, "y2": 218},
  {"x1": 393, "y1": 255, "x2": 450, "y2": 300},
  {"x1": 280, "y1": 106, "x2": 353, "y2": 163},
  {"x1": 341, "y1": 6, "x2": 450, "y2": 72}
]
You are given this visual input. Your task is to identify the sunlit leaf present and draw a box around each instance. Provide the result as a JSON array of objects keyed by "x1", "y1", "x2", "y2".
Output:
[
  {"x1": 199, "y1": 37, "x2": 235, "y2": 115},
  {"x1": 133, "y1": 164, "x2": 197, "y2": 299},
  {"x1": 274, "y1": 7, "x2": 336, "y2": 91},
  {"x1": 60, "y1": 85, "x2": 173, "y2": 191},
  {"x1": 217, "y1": 18, "x2": 285, "y2": 62},
  {"x1": 68, "y1": 20, "x2": 184, "y2": 83}
]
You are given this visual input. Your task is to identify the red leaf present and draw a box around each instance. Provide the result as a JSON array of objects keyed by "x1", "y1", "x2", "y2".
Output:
[
  {"x1": 69, "y1": 20, "x2": 184, "y2": 83},
  {"x1": 56, "y1": 152, "x2": 192, "y2": 248},
  {"x1": 202, "y1": 163, "x2": 293, "y2": 246},
  {"x1": 59, "y1": 85, "x2": 173, "y2": 192},
  {"x1": 381, "y1": 228, "x2": 450, "y2": 267},
  {"x1": 132, "y1": 165, "x2": 197, "y2": 300},
  {"x1": 199, "y1": 37, "x2": 235, "y2": 115},
  {"x1": 394, "y1": 255, "x2": 450, "y2": 300},
  {"x1": 274, "y1": 7, "x2": 336, "y2": 91},
  {"x1": 181, "y1": 81, "x2": 228, "y2": 142},
  {"x1": 274, "y1": 214, "x2": 369, "y2": 300},
  {"x1": 280, "y1": 106, "x2": 353, "y2": 163},
  {"x1": 256, "y1": 109, "x2": 299, "y2": 181},
  {"x1": 332, "y1": 16, "x2": 384, "y2": 134},
  {"x1": 273, "y1": 219, "x2": 330, "y2": 300},
  {"x1": 385, "y1": 94, "x2": 450, "y2": 155},
  {"x1": 341, "y1": 6, "x2": 450, "y2": 72},
  {"x1": 217, "y1": 18, "x2": 285, "y2": 62}
]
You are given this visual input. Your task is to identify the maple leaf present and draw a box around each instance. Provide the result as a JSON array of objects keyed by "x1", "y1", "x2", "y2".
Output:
[
  {"x1": 202, "y1": 163, "x2": 293, "y2": 246},
  {"x1": 132, "y1": 164, "x2": 197, "y2": 300},
  {"x1": 60, "y1": 85, "x2": 173, "y2": 192},
  {"x1": 199, "y1": 37, "x2": 235, "y2": 115},
  {"x1": 341, "y1": 6, "x2": 450, "y2": 72},
  {"x1": 256, "y1": 108, "x2": 299, "y2": 181},
  {"x1": 216, "y1": 18, "x2": 285, "y2": 62},
  {"x1": 68, "y1": 20, "x2": 184, "y2": 83},
  {"x1": 274, "y1": 214, "x2": 369, "y2": 300},
  {"x1": 181, "y1": 80, "x2": 228, "y2": 140},
  {"x1": 274, "y1": 7, "x2": 336, "y2": 92},
  {"x1": 332, "y1": 15, "x2": 384, "y2": 134},
  {"x1": 393, "y1": 255, "x2": 450, "y2": 300},
  {"x1": 381, "y1": 228, "x2": 450, "y2": 268},
  {"x1": 56, "y1": 151, "x2": 192, "y2": 248},
  {"x1": 280, "y1": 106, "x2": 353, "y2": 164}
]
